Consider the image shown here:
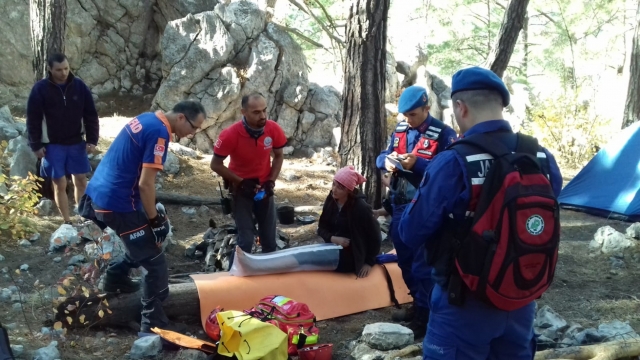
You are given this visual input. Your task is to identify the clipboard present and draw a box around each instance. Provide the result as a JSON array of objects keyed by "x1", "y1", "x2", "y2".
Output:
[{"x1": 386, "y1": 155, "x2": 413, "y2": 174}]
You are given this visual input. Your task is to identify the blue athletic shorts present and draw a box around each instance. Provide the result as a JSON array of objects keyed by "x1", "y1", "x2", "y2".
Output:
[{"x1": 40, "y1": 142, "x2": 91, "y2": 179}]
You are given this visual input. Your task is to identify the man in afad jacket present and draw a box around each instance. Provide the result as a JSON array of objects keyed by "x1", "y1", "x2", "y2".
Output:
[
  {"x1": 376, "y1": 86, "x2": 457, "y2": 338},
  {"x1": 26, "y1": 53, "x2": 99, "y2": 225},
  {"x1": 399, "y1": 67, "x2": 563, "y2": 359}
]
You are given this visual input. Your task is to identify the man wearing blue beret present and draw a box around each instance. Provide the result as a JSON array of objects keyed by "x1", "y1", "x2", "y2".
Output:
[
  {"x1": 376, "y1": 85, "x2": 457, "y2": 338},
  {"x1": 399, "y1": 66, "x2": 563, "y2": 359}
]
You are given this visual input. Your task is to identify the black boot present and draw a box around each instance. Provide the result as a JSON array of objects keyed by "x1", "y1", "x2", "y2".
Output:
[
  {"x1": 391, "y1": 302, "x2": 415, "y2": 322},
  {"x1": 407, "y1": 306, "x2": 429, "y2": 339},
  {"x1": 103, "y1": 274, "x2": 141, "y2": 293}
]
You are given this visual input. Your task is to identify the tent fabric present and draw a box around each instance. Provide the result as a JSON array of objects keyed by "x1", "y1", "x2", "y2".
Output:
[{"x1": 558, "y1": 121, "x2": 640, "y2": 222}]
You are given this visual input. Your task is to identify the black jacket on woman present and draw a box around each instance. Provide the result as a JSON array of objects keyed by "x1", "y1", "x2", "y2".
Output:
[{"x1": 317, "y1": 192, "x2": 381, "y2": 275}]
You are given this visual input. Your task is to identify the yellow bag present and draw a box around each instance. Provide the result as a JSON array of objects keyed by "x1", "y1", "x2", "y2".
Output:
[{"x1": 216, "y1": 310, "x2": 288, "y2": 360}]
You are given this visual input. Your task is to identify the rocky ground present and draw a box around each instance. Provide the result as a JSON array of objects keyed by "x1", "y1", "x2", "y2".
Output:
[{"x1": 1, "y1": 112, "x2": 640, "y2": 360}]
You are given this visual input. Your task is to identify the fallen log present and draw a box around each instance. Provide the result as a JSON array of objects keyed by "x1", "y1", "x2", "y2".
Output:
[
  {"x1": 534, "y1": 339, "x2": 640, "y2": 360},
  {"x1": 156, "y1": 191, "x2": 222, "y2": 206},
  {"x1": 55, "y1": 282, "x2": 201, "y2": 330}
]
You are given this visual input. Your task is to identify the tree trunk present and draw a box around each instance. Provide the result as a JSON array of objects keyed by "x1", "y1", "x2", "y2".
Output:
[
  {"x1": 30, "y1": 0, "x2": 67, "y2": 82},
  {"x1": 339, "y1": 0, "x2": 390, "y2": 208},
  {"x1": 622, "y1": 0, "x2": 640, "y2": 129},
  {"x1": 485, "y1": 0, "x2": 530, "y2": 78},
  {"x1": 55, "y1": 282, "x2": 200, "y2": 329}
]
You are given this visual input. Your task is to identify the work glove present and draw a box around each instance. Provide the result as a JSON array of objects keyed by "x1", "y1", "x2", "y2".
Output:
[
  {"x1": 238, "y1": 178, "x2": 260, "y2": 198},
  {"x1": 261, "y1": 180, "x2": 275, "y2": 197},
  {"x1": 149, "y1": 213, "x2": 170, "y2": 244}
]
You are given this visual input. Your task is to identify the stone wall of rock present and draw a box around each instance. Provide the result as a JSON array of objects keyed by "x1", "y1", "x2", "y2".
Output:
[
  {"x1": 0, "y1": 0, "x2": 223, "y2": 107},
  {"x1": 151, "y1": 1, "x2": 345, "y2": 152},
  {"x1": 0, "y1": 0, "x2": 448, "y2": 152}
]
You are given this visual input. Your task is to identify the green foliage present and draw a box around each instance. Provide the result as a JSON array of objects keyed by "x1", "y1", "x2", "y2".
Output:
[
  {"x1": 0, "y1": 140, "x2": 42, "y2": 240},
  {"x1": 523, "y1": 91, "x2": 612, "y2": 169}
]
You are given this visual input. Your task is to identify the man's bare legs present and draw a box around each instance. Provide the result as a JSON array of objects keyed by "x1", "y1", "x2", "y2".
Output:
[
  {"x1": 53, "y1": 177, "x2": 71, "y2": 223},
  {"x1": 72, "y1": 174, "x2": 87, "y2": 206}
]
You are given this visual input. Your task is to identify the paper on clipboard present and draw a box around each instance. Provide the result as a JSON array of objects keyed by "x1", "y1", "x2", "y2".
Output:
[{"x1": 386, "y1": 155, "x2": 412, "y2": 173}]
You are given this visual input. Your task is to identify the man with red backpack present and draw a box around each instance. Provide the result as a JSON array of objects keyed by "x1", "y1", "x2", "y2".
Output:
[{"x1": 399, "y1": 66, "x2": 562, "y2": 359}]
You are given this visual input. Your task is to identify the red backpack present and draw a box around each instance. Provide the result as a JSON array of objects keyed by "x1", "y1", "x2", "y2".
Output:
[
  {"x1": 447, "y1": 133, "x2": 560, "y2": 311},
  {"x1": 245, "y1": 295, "x2": 319, "y2": 356}
]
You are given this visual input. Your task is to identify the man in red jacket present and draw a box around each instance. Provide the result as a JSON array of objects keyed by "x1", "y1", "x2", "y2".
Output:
[{"x1": 211, "y1": 92, "x2": 286, "y2": 263}]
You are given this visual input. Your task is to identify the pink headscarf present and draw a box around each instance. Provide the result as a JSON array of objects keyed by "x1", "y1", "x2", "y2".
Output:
[{"x1": 334, "y1": 166, "x2": 367, "y2": 191}]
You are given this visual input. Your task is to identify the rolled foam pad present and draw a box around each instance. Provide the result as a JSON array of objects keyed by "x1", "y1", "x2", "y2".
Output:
[
  {"x1": 230, "y1": 243, "x2": 342, "y2": 277},
  {"x1": 191, "y1": 262, "x2": 412, "y2": 324}
]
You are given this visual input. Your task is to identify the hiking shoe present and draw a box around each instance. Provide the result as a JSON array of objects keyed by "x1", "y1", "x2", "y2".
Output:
[
  {"x1": 391, "y1": 303, "x2": 415, "y2": 322},
  {"x1": 103, "y1": 277, "x2": 141, "y2": 294},
  {"x1": 407, "y1": 306, "x2": 429, "y2": 339}
]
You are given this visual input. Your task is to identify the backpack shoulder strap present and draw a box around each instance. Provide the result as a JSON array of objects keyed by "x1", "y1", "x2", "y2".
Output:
[
  {"x1": 449, "y1": 133, "x2": 512, "y2": 158},
  {"x1": 515, "y1": 133, "x2": 539, "y2": 156}
]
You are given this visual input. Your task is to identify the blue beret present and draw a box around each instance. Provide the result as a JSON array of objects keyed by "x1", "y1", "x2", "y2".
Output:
[
  {"x1": 398, "y1": 86, "x2": 428, "y2": 113},
  {"x1": 451, "y1": 67, "x2": 510, "y2": 107}
]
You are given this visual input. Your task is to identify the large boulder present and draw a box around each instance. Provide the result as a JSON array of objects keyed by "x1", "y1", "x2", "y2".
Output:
[
  {"x1": 152, "y1": 1, "x2": 342, "y2": 150},
  {"x1": 0, "y1": 0, "x2": 223, "y2": 108}
]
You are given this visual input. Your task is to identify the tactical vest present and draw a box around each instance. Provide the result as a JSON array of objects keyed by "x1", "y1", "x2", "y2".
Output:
[
  {"x1": 390, "y1": 118, "x2": 449, "y2": 205},
  {"x1": 392, "y1": 118, "x2": 448, "y2": 160}
]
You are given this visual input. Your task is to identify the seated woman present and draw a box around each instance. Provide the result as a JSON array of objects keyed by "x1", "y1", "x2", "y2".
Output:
[{"x1": 317, "y1": 166, "x2": 381, "y2": 278}]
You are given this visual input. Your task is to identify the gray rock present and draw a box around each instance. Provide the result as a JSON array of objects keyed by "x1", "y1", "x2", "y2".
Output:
[
  {"x1": 597, "y1": 320, "x2": 640, "y2": 341},
  {"x1": 7, "y1": 136, "x2": 37, "y2": 178},
  {"x1": 49, "y1": 224, "x2": 80, "y2": 251},
  {"x1": 590, "y1": 226, "x2": 636, "y2": 254},
  {"x1": 41, "y1": 327, "x2": 51, "y2": 336},
  {"x1": 68, "y1": 254, "x2": 86, "y2": 266},
  {"x1": 52, "y1": 257, "x2": 61, "y2": 263},
  {"x1": 361, "y1": 323, "x2": 414, "y2": 351},
  {"x1": 7, "y1": 285, "x2": 17, "y2": 293},
  {"x1": 277, "y1": 104, "x2": 299, "y2": 139},
  {"x1": 193, "y1": 132, "x2": 213, "y2": 154},
  {"x1": 185, "y1": 244, "x2": 197, "y2": 258},
  {"x1": 283, "y1": 172, "x2": 299, "y2": 181},
  {"x1": 534, "y1": 305, "x2": 568, "y2": 340},
  {"x1": 33, "y1": 341, "x2": 60, "y2": 360},
  {"x1": 300, "y1": 111, "x2": 316, "y2": 132},
  {"x1": 0, "y1": 254, "x2": 4, "y2": 261},
  {"x1": 130, "y1": 335, "x2": 163, "y2": 359},
  {"x1": 19, "y1": 264, "x2": 28, "y2": 271},
  {"x1": 12, "y1": 302, "x2": 22, "y2": 312},
  {"x1": 198, "y1": 205, "x2": 210, "y2": 216},
  {"x1": 9, "y1": 344, "x2": 23, "y2": 356},
  {"x1": 282, "y1": 146, "x2": 294, "y2": 155},
  {"x1": 163, "y1": 152, "x2": 180, "y2": 175},
  {"x1": 574, "y1": 328, "x2": 603, "y2": 345},
  {"x1": 19, "y1": 239, "x2": 30, "y2": 247},
  {"x1": 169, "y1": 142, "x2": 198, "y2": 158},
  {"x1": 610, "y1": 257, "x2": 625, "y2": 269},
  {"x1": 0, "y1": 288, "x2": 11, "y2": 302},
  {"x1": 182, "y1": 207, "x2": 197, "y2": 216},
  {"x1": 0, "y1": 107, "x2": 18, "y2": 142},
  {"x1": 349, "y1": 343, "x2": 385, "y2": 360},
  {"x1": 626, "y1": 222, "x2": 640, "y2": 239},
  {"x1": 177, "y1": 349, "x2": 208, "y2": 360},
  {"x1": 155, "y1": 11, "x2": 235, "y2": 111},
  {"x1": 36, "y1": 199, "x2": 53, "y2": 216},
  {"x1": 29, "y1": 233, "x2": 41, "y2": 242},
  {"x1": 4, "y1": 323, "x2": 17, "y2": 330}
]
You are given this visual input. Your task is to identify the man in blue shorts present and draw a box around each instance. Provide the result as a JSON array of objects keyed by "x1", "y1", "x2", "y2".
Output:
[
  {"x1": 26, "y1": 53, "x2": 99, "y2": 225},
  {"x1": 79, "y1": 100, "x2": 206, "y2": 335}
]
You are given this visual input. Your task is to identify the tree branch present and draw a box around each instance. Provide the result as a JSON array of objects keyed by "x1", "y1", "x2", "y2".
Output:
[
  {"x1": 288, "y1": 0, "x2": 344, "y2": 45},
  {"x1": 272, "y1": 23, "x2": 327, "y2": 49}
]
